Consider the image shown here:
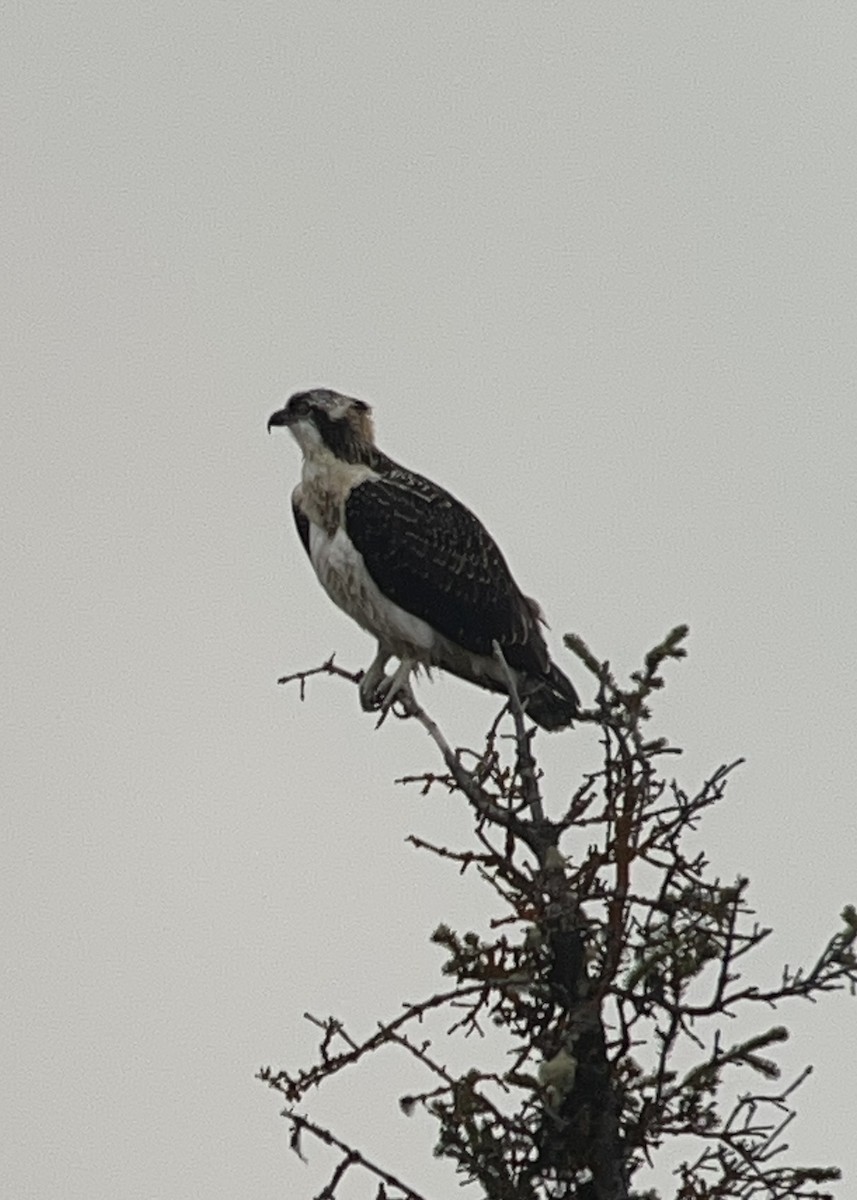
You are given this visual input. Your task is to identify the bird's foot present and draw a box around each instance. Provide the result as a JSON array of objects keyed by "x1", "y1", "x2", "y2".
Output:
[
  {"x1": 375, "y1": 681, "x2": 417, "y2": 727},
  {"x1": 359, "y1": 654, "x2": 391, "y2": 712},
  {"x1": 360, "y1": 661, "x2": 416, "y2": 726}
]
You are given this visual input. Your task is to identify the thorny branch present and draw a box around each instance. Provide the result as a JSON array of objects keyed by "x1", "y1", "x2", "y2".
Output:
[
  {"x1": 265, "y1": 627, "x2": 856, "y2": 1200},
  {"x1": 285, "y1": 1110, "x2": 425, "y2": 1200}
]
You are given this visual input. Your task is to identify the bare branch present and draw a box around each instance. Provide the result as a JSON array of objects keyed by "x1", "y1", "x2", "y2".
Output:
[{"x1": 284, "y1": 1111, "x2": 427, "y2": 1200}]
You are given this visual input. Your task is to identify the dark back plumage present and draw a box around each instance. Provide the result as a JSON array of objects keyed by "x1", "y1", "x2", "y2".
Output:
[{"x1": 345, "y1": 467, "x2": 549, "y2": 677}]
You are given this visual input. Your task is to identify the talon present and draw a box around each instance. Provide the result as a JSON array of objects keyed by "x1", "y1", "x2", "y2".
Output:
[
  {"x1": 362, "y1": 660, "x2": 416, "y2": 721},
  {"x1": 359, "y1": 677, "x2": 387, "y2": 712},
  {"x1": 358, "y1": 651, "x2": 391, "y2": 711}
]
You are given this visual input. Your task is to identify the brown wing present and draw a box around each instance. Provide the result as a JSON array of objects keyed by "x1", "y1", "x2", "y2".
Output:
[{"x1": 344, "y1": 469, "x2": 550, "y2": 676}]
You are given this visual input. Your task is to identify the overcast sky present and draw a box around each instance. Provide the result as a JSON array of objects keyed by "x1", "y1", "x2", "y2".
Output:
[{"x1": 3, "y1": 4, "x2": 856, "y2": 1197}]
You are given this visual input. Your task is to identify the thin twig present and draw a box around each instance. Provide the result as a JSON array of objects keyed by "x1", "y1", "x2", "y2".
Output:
[{"x1": 285, "y1": 1111, "x2": 427, "y2": 1200}]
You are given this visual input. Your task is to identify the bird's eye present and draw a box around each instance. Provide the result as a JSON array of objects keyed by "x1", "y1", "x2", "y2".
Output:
[{"x1": 290, "y1": 394, "x2": 311, "y2": 418}]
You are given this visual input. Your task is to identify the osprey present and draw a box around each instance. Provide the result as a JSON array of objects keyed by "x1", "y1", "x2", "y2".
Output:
[{"x1": 268, "y1": 389, "x2": 579, "y2": 730}]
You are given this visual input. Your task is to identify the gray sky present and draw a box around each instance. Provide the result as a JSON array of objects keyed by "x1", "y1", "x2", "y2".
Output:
[{"x1": 3, "y1": 4, "x2": 856, "y2": 1197}]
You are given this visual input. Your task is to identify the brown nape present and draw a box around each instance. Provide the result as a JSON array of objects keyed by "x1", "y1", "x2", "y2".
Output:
[{"x1": 349, "y1": 403, "x2": 375, "y2": 449}]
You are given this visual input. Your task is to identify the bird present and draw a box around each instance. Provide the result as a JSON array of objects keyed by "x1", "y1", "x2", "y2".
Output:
[{"x1": 268, "y1": 388, "x2": 579, "y2": 730}]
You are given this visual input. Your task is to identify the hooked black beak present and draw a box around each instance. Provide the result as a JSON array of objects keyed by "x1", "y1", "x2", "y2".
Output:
[{"x1": 267, "y1": 407, "x2": 291, "y2": 433}]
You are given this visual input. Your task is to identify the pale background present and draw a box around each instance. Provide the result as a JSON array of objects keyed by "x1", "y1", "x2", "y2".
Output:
[{"x1": 3, "y1": 4, "x2": 856, "y2": 1198}]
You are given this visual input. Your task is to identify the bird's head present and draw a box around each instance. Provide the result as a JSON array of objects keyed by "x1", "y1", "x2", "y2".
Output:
[{"x1": 267, "y1": 389, "x2": 376, "y2": 464}]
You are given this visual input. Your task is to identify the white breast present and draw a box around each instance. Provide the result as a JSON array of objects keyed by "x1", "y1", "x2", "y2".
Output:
[{"x1": 308, "y1": 523, "x2": 437, "y2": 661}]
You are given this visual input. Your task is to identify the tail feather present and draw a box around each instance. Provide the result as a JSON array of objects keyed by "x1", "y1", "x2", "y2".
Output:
[
  {"x1": 437, "y1": 645, "x2": 580, "y2": 732},
  {"x1": 521, "y1": 662, "x2": 580, "y2": 731}
]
